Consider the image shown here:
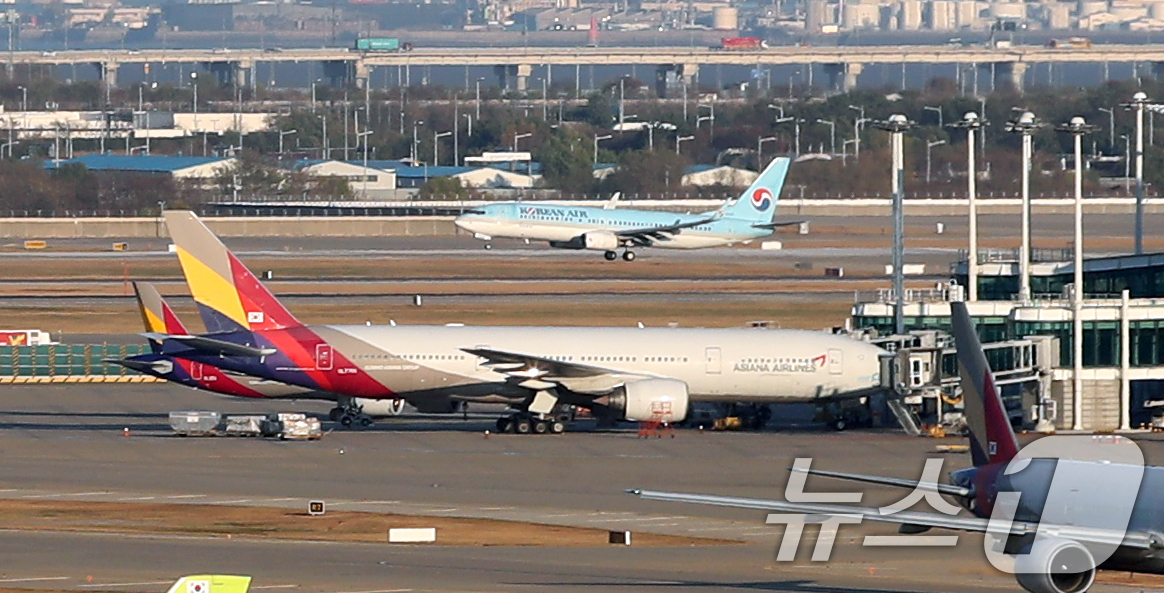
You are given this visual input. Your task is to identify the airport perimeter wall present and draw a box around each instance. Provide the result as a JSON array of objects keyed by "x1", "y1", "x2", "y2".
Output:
[
  {"x1": 1, "y1": 197, "x2": 1162, "y2": 239},
  {"x1": 0, "y1": 344, "x2": 159, "y2": 383},
  {"x1": 0, "y1": 216, "x2": 457, "y2": 239}
]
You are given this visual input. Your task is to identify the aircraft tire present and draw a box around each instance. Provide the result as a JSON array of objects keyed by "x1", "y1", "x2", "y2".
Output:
[
  {"x1": 514, "y1": 417, "x2": 533, "y2": 434},
  {"x1": 604, "y1": 251, "x2": 618, "y2": 261},
  {"x1": 340, "y1": 415, "x2": 354, "y2": 427},
  {"x1": 533, "y1": 420, "x2": 548, "y2": 434},
  {"x1": 496, "y1": 417, "x2": 511, "y2": 433},
  {"x1": 550, "y1": 420, "x2": 566, "y2": 434},
  {"x1": 358, "y1": 416, "x2": 373, "y2": 428},
  {"x1": 622, "y1": 250, "x2": 636, "y2": 262},
  {"x1": 328, "y1": 407, "x2": 343, "y2": 421}
]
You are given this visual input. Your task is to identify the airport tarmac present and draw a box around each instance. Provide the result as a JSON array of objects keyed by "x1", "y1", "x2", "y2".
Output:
[{"x1": 3, "y1": 383, "x2": 1164, "y2": 592}]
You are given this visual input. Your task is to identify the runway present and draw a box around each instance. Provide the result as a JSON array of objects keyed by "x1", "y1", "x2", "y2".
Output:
[{"x1": 2, "y1": 384, "x2": 1163, "y2": 592}]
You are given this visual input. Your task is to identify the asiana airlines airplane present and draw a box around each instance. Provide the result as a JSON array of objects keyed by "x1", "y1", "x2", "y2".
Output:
[{"x1": 147, "y1": 211, "x2": 887, "y2": 433}]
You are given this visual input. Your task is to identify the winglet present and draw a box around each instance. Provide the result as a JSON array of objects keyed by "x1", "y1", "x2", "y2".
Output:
[
  {"x1": 950, "y1": 301, "x2": 1020, "y2": 467},
  {"x1": 165, "y1": 576, "x2": 252, "y2": 593},
  {"x1": 164, "y1": 211, "x2": 302, "y2": 334}
]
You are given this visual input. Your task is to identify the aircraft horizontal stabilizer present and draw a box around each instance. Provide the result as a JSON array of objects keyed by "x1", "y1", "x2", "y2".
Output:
[
  {"x1": 627, "y1": 489, "x2": 1157, "y2": 549},
  {"x1": 141, "y1": 333, "x2": 277, "y2": 358},
  {"x1": 789, "y1": 466, "x2": 971, "y2": 498},
  {"x1": 103, "y1": 357, "x2": 173, "y2": 374},
  {"x1": 752, "y1": 220, "x2": 805, "y2": 230}
]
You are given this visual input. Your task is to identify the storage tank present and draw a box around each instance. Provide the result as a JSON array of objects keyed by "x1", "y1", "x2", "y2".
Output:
[
  {"x1": 928, "y1": 0, "x2": 954, "y2": 30},
  {"x1": 899, "y1": 0, "x2": 923, "y2": 29},
  {"x1": 990, "y1": 2, "x2": 1025, "y2": 19},
  {"x1": 712, "y1": 6, "x2": 739, "y2": 30}
]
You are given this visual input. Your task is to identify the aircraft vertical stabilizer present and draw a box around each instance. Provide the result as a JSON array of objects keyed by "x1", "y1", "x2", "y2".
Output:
[
  {"x1": 717, "y1": 157, "x2": 790, "y2": 224},
  {"x1": 164, "y1": 576, "x2": 252, "y2": 593},
  {"x1": 164, "y1": 211, "x2": 303, "y2": 334},
  {"x1": 950, "y1": 301, "x2": 1020, "y2": 467}
]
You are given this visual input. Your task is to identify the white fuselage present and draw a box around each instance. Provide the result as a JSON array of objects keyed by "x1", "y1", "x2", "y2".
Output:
[{"x1": 314, "y1": 325, "x2": 886, "y2": 403}]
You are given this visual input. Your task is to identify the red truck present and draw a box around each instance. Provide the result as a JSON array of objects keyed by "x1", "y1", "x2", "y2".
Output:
[{"x1": 718, "y1": 37, "x2": 768, "y2": 50}]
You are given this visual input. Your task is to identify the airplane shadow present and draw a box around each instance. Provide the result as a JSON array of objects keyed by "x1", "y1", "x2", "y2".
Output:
[{"x1": 504, "y1": 579, "x2": 938, "y2": 593}]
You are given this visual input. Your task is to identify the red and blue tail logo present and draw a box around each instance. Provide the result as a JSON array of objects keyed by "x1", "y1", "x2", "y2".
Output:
[{"x1": 751, "y1": 188, "x2": 773, "y2": 212}]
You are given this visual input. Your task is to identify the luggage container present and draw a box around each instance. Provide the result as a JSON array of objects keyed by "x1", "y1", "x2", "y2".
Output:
[
  {"x1": 169, "y1": 411, "x2": 221, "y2": 435},
  {"x1": 223, "y1": 415, "x2": 264, "y2": 436}
]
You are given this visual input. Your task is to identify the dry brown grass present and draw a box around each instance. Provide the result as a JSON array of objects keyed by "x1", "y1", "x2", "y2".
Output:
[{"x1": 0, "y1": 500, "x2": 736, "y2": 547}]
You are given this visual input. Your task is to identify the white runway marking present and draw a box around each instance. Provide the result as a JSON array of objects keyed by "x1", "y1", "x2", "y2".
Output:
[
  {"x1": 20, "y1": 492, "x2": 108, "y2": 499},
  {"x1": 165, "y1": 495, "x2": 206, "y2": 499},
  {"x1": 0, "y1": 577, "x2": 70, "y2": 583},
  {"x1": 267, "y1": 498, "x2": 299, "y2": 502},
  {"x1": 116, "y1": 497, "x2": 156, "y2": 501},
  {"x1": 250, "y1": 585, "x2": 299, "y2": 589},
  {"x1": 79, "y1": 581, "x2": 172, "y2": 588},
  {"x1": 333, "y1": 589, "x2": 413, "y2": 593},
  {"x1": 213, "y1": 499, "x2": 252, "y2": 504}
]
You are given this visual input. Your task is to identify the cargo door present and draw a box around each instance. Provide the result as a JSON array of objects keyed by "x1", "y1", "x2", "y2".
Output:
[
  {"x1": 189, "y1": 361, "x2": 203, "y2": 381},
  {"x1": 316, "y1": 344, "x2": 334, "y2": 371},
  {"x1": 705, "y1": 347, "x2": 722, "y2": 374},
  {"x1": 828, "y1": 348, "x2": 843, "y2": 375}
]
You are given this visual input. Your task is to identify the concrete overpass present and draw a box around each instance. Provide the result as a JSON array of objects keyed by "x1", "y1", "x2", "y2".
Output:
[{"x1": 11, "y1": 43, "x2": 1164, "y2": 92}]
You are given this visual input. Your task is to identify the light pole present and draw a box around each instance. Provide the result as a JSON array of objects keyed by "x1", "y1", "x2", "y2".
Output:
[
  {"x1": 513, "y1": 132, "x2": 532, "y2": 152},
  {"x1": 848, "y1": 104, "x2": 867, "y2": 160},
  {"x1": 697, "y1": 103, "x2": 714, "y2": 133},
  {"x1": 1121, "y1": 91, "x2": 1150, "y2": 254},
  {"x1": 923, "y1": 105, "x2": 942, "y2": 128},
  {"x1": 278, "y1": 129, "x2": 296, "y2": 154},
  {"x1": 434, "y1": 130, "x2": 452, "y2": 167},
  {"x1": 1122, "y1": 133, "x2": 1131, "y2": 192},
  {"x1": 475, "y1": 77, "x2": 485, "y2": 121},
  {"x1": 462, "y1": 113, "x2": 473, "y2": 138},
  {"x1": 816, "y1": 118, "x2": 836, "y2": 155},
  {"x1": 17, "y1": 84, "x2": 25, "y2": 112},
  {"x1": 775, "y1": 117, "x2": 801, "y2": 156},
  {"x1": 1056, "y1": 116, "x2": 1097, "y2": 432},
  {"x1": 949, "y1": 111, "x2": 984, "y2": 301},
  {"x1": 873, "y1": 114, "x2": 914, "y2": 335},
  {"x1": 925, "y1": 139, "x2": 946, "y2": 183},
  {"x1": 311, "y1": 79, "x2": 318, "y2": 113},
  {"x1": 594, "y1": 133, "x2": 612, "y2": 163},
  {"x1": 676, "y1": 134, "x2": 693, "y2": 154},
  {"x1": 1004, "y1": 111, "x2": 1043, "y2": 303},
  {"x1": 758, "y1": 136, "x2": 777, "y2": 169},
  {"x1": 411, "y1": 120, "x2": 424, "y2": 163},
  {"x1": 1098, "y1": 106, "x2": 1115, "y2": 149},
  {"x1": 357, "y1": 128, "x2": 372, "y2": 198},
  {"x1": 190, "y1": 72, "x2": 198, "y2": 131}
]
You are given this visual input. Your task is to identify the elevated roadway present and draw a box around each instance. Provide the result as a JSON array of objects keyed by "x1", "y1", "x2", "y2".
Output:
[{"x1": 15, "y1": 43, "x2": 1164, "y2": 91}]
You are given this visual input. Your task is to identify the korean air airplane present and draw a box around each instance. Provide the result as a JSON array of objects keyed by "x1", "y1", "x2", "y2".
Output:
[{"x1": 455, "y1": 157, "x2": 792, "y2": 261}]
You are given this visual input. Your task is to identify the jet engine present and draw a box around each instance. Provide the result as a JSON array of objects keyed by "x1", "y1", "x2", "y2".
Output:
[
  {"x1": 353, "y1": 398, "x2": 407, "y2": 417},
  {"x1": 607, "y1": 379, "x2": 689, "y2": 422},
  {"x1": 583, "y1": 231, "x2": 621, "y2": 251},
  {"x1": 1014, "y1": 538, "x2": 1097, "y2": 593}
]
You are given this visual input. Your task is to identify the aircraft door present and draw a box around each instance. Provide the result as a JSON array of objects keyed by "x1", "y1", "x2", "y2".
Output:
[
  {"x1": 316, "y1": 344, "x2": 334, "y2": 371},
  {"x1": 705, "y1": 347, "x2": 722, "y2": 374},
  {"x1": 189, "y1": 361, "x2": 203, "y2": 381},
  {"x1": 828, "y1": 349, "x2": 843, "y2": 375}
]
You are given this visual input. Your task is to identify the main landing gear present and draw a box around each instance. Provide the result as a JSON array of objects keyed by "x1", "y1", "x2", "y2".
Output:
[
  {"x1": 496, "y1": 412, "x2": 567, "y2": 435},
  {"x1": 329, "y1": 401, "x2": 373, "y2": 428},
  {"x1": 603, "y1": 250, "x2": 636, "y2": 262}
]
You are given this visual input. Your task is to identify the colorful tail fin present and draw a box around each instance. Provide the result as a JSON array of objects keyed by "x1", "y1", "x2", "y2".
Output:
[
  {"x1": 950, "y1": 301, "x2": 1020, "y2": 468},
  {"x1": 716, "y1": 157, "x2": 790, "y2": 223},
  {"x1": 135, "y1": 282, "x2": 189, "y2": 335},
  {"x1": 164, "y1": 576, "x2": 252, "y2": 593},
  {"x1": 164, "y1": 211, "x2": 302, "y2": 334}
]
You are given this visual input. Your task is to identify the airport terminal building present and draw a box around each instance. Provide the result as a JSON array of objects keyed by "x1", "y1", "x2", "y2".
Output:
[{"x1": 852, "y1": 248, "x2": 1164, "y2": 431}]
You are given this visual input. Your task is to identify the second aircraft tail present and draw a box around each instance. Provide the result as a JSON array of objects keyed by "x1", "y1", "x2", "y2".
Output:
[
  {"x1": 950, "y1": 300, "x2": 1020, "y2": 468},
  {"x1": 715, "y1": 157, "x2": 790, "y2": 224}
]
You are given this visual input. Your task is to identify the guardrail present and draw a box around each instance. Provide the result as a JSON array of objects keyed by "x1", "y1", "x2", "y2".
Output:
[{"x1": 1, "y1": 344, "x2": 160, "y2": 384}]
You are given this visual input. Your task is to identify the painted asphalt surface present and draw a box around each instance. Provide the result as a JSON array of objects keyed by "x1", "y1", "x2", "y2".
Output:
[{"x1": 2, "y1": 384, "x2": 1161, "y2": 592}]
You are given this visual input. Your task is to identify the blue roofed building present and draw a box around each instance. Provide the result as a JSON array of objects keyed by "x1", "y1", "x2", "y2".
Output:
[{"x1": 45, "y1": 155, "x2": 236, "y2": 184}]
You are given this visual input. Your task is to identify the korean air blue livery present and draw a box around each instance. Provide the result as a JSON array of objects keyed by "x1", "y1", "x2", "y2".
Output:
[{"x1": 455, "y1": 158, "x2": 792, "y2": 261}]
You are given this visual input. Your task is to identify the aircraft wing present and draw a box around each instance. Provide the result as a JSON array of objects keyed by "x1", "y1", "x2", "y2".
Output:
[
  {"x1": 627, "y1": 490, "x2": 1158, "y2": 549},
  {"x1": 462, "y1": 347, "x2": 655, "y2": 394},
  {"x1": 613, "y1": 217, "x2": 717, "y2": 245},
  {"x1": 143, "y1": 333, "x2": 277, "y2": 358}
]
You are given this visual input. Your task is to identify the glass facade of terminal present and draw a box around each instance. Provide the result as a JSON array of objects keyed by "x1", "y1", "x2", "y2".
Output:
[{"x1": 953, "y1": 261, "x2": 1164, "y2": 300}]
